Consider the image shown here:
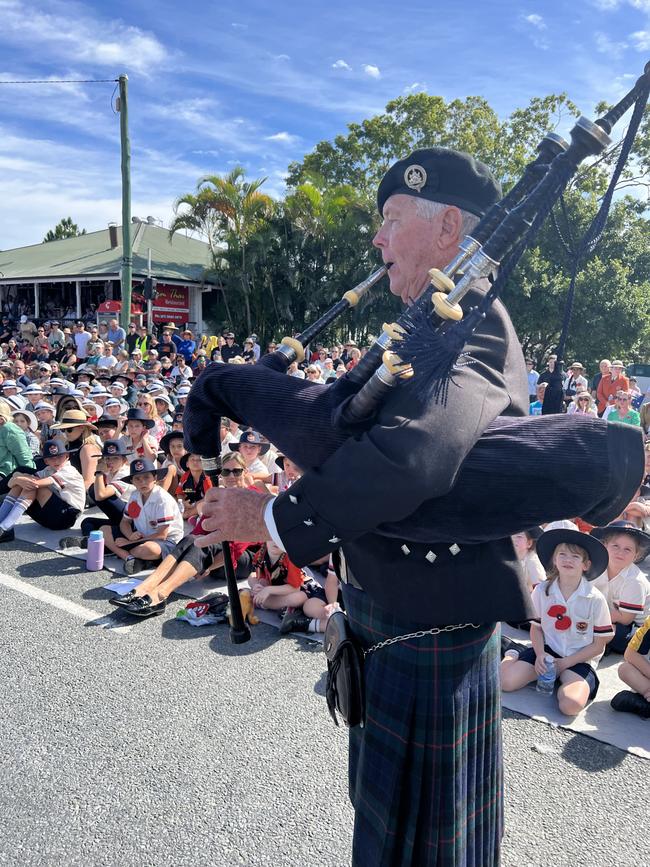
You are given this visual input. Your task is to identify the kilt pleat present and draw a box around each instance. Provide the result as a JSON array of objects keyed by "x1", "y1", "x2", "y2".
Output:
[{"x1": 343, "y1": 585, "x2": 503, "y2": 867}]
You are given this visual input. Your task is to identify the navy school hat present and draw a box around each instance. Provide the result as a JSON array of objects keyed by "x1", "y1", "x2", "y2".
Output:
[
  {"x1": 101, "y1": 439, "x2": 132, "y2": 458},
  {"x1": 124, "y1": 457, "x2": 167, "y2": 483},
  {"x1": 536, "y1": 528, "x2": 609, "y2": 581},
  {"x1": 159, "y1": 430, "x2": 185, "y2": 455},
  {"x1": 377, "y1": 147, "x2": 502, "y2": 218},
  {"x1": 591, "y1": 520, "x2": 650, "y2": 561},
  {"x1": 229, "y1": 429, "x2": 270, "y2": 454},
  {"x1": 124, "y1": 407, "x2": 155, "y2": 429},
  {"x1": 42, "y1": 438, "x2": 73, "y2": 458}
]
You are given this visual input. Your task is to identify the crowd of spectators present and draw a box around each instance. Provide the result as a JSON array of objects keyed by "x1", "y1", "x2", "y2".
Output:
[{"x1": 0, "y1": 313, "x2": 649, "y2": 721}]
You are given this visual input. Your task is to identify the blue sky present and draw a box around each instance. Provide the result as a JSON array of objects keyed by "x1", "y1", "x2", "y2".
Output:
[{"x1": 0, "y1": 0, "x2": 648, "y2": 249}]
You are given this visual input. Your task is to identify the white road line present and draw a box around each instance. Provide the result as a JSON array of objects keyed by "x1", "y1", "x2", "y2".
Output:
[{"x1": 0, "y1": 572, "x2": 132, "y2": 634}]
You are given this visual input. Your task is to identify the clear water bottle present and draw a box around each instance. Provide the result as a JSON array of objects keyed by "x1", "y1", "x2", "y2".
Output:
[
  {"x1": 86, "y1": 530, "x2": 105, "y2": 571},
  {"x1": 536, "y1": 654, "x2": 557, "y2": 695}
]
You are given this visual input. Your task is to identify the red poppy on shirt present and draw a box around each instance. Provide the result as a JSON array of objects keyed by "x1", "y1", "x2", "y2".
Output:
[{"x1": 547, "y1": 603, "x2": 572, "y2": 631}]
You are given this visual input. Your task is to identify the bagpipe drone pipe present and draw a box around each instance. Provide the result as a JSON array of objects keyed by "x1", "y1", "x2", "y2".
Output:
[{"x1": 185, "y1": 61, "x2": 649, "y2": 545}]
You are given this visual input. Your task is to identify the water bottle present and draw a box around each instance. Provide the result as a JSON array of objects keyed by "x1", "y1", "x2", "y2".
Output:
[
  {"x1": 86, "y1": 530, "x2": 105, "y2": 571},
  {"x1": 536, "y1": 654, "x2": 557, "y2": 695}
]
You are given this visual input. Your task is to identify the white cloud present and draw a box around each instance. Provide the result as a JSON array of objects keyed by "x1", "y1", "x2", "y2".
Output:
[
  {"x1": 273, "y1": 54, "x2": 290, "y2": 61},
  {"x1": 524, "y1": 13, "x2": 546, "y2": 29},
  {"x1": 231, "y1": 22, "x2": 248, "y2": 30},
  {"x1": 332, "y1": 59, "x2": 351, "y2": 70},
  {"x1": 0, "y1": 0, "x2": 168, "y2": 75},
  {"x1": 630, "y1": 0, "x2": 650, "y2": 10},
  {"x1": 404, "y1": 82, "x2": 426, "y2": 93},
  {"x1": 363, "y1": 64, "x2": 381, "y2": 79},
  {"x1": 594, "y1": 31, "x2": 627, "y2": 56},
  {"x1": 630, "y1": 29, "x2": 650, "y2": 49},
  {"x1": 265, "y1": 131, "x2": 298, "y2": 144},
  {"x1": 591, "y1": 0, "x2": 621, "y2": 8}
]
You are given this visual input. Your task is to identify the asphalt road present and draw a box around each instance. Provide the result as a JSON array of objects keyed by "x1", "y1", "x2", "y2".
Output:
[{"x1": 0, "y1": 541, "x2": 648, "y2": 867}]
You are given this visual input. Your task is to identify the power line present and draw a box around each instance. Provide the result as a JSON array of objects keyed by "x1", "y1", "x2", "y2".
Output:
[{"x1": 0, "y1": 78, "x2": 118, "y2": 84}]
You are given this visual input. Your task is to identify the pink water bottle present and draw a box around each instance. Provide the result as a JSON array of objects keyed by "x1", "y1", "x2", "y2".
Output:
[{"x1": 86, "y1": 530, "x2": 105, "y2": 571}]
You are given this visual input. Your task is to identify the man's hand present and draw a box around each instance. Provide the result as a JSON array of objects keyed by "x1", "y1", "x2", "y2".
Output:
[{"x1": 196, "y1": 487, "x2": 273, "y2": 547}]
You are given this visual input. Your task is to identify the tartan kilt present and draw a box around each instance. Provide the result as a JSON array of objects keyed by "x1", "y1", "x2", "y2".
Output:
[{"x1": 343, "y1": 585, "x2": 502, "y2": 867}]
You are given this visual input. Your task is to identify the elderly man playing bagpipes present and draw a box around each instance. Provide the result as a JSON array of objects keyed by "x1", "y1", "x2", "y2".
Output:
[{"x1": 184, "y1": 66, "x2": 649, "y2": 867}]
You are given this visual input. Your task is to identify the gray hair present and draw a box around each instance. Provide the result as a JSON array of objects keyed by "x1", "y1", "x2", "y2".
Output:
[{"x1": 413, "y1": 198, "x2": 480, "y2": 240}]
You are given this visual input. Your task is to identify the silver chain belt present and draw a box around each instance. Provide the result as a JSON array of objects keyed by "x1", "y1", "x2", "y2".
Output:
[{"x1": 364, "y1": 622, "x2": 482, "y2": 656}]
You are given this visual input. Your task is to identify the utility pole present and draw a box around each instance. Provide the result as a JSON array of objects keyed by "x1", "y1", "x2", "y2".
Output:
[{"x1": 118, "y1": 73, "x2": 132, "y2": 330}]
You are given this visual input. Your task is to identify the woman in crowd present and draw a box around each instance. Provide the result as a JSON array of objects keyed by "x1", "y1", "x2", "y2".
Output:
[
  {"x1": 51, "y1": 409, "x2": 100, "y2": 492},
  {"x1": 567, "y1": 392, "x2": 598, "y2": 416},
  {"x1": 0, "y1": 398, "x2": 36, "y2": 493},
  {"x1": 135, "y1": 392, "x2": 168, "y2": 443},
  {"x1": 501, "y1": 528, "x2": 613, "y2": 716}
]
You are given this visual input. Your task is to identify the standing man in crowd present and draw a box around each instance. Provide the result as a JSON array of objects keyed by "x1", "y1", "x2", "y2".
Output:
[
  {"x1": 190, "y1": 147, "x2": 533, "y2": 867},
  {"x1": 47, "y1": 321, "x2": 65, "y2": 352},
  {"x1": 107, "y1": 318, "x2": 126, "y2": 354},
  {"x1": 125, "y1": 322, "x2": 139, "y2": 355},
  {"x1": 73, "y1": 320, "x2": 91, "y2": 361},
  {"x1": 525, "y1": 357, "x2": 539, "y2": 403}
]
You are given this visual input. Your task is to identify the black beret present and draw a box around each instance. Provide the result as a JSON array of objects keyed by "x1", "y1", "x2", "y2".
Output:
[{"x1": 377, "y1": 147, "x2": 502, "y2": 218}]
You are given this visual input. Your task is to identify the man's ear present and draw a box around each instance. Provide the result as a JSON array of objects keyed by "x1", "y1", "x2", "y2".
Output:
[{"x1": 438, "y1": 206, "x2": 464, "y2": 250}]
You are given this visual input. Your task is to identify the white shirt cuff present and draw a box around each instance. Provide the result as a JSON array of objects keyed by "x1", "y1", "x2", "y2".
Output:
[{"x1": 264, "y1": 497, "x2": 285, "y2": 551}]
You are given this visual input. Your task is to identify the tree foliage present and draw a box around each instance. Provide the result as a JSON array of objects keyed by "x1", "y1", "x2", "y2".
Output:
[
  {"x1": 43, "y1": 217, "x2": 86, "y2": 243},
  {"x1": 171, "y1": 94, "x2": 650, "y2": 365}
]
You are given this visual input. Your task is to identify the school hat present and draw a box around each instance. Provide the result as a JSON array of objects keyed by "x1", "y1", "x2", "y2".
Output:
[
  {"x1": 536, "y1": 529, "x2": 609, "y2": 580},
  {"x1": 377, "y1": 147, "x2": 502, "y2": 218},
  {"x1": 42, "y1": 438, "x2": 72, "y2": 458},
  {"x1": 172, "y1": 412, "x2": 184, "y2": 426},
  {"x1": 89, "y1": 385, "x2": 110, "y2": 398},
  {"x1": 34, "y1": 401, "x2": 55, "y2": 413},
  {"x1": 229, "y1": 429, "x2": 270, "y2": 454},
  {"x1": 95, "y1": 415, "x2": 121, "y2": 428},
  {"x1": 590, "y1": 520, "x2": 650, "y2": 561},
  {"x1": 12, "y1": 409, "x2": 38, "y2": 432},
  {"x1": 124, "y1": 407, "x2": 155, "y2": 429},
  {"x1": 51, "y1": 409, "x2": 97, "y2": 432},
  {"x1": 159, "y1": 430, "x2": 185, "y2": 455},
  {"x1": 1, "y1": 379, "x2": 22, "y2": 392},
  {"x1": 124, "y1": 457, "x2": 167, "y2": 483},
  {"x1": 23, "y1": 383, "x2": 48, "y2": 396},
  {"x1": 179, "y1": 452, "x2": 199, "y2": 472},
  {"x1": 101, "y1": 439, "x2": 132, "y2": 458}
]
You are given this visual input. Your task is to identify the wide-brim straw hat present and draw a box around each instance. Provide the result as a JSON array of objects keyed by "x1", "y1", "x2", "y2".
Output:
[{"x1": 51, "y1": 409, "x2": 97, "y2": 432}]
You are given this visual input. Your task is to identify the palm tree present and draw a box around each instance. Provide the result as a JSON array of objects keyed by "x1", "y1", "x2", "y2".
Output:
[{"x1": 170, "y1": 167, "x2": 274, "y2": 333}]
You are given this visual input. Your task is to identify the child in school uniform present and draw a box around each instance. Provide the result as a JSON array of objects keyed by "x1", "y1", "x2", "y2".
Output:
[
  {"x1": 0, "y1": 438, "x2": 86, "y2": 542},
  {"x1": 501, "y1": 528, "x2": 613, "y2": 716},
  {"x1": 611, "y1": 615, "x2": 650, "y2": 719},
  {"x1": 590, "y1": 520, "x2": 650, "y2": 653},
  {"x1": 511, "y1": 526, "x2": 546, "y2": 592}
]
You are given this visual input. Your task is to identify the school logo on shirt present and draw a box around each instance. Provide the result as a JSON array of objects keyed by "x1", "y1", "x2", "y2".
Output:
[{"x1": 575, "y1": 621, "x2": 588, "y2": 633}]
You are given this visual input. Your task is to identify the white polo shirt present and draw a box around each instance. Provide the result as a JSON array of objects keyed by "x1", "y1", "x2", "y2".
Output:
[
  {"x1": 39, "y1": 461, "x2": 86, "y2": 512},
  {"x1": 105, "y1": 465, "x2": 135, "y2": 504},
  {"x1": 593, "y1": 563, "x2": 650, "y2": 627},
  {"x1": 531, "y1": 577, "x2": 613, "y2": 666},
  {"x1": 124, "y1": 485, "x2": 183, "y2": 543}
]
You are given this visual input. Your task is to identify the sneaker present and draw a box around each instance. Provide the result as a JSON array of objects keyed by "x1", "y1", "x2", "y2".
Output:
[
  {"x1": 109, "y1": 590, "x2": 138, "y2": 608},
  {"x1": 59, "y1": 535, "x2": 89, "y2": 550},
  {"x1": 610, "y1": 690, "x2": 650, "y2": 719},
  {"x1": 0, "y1": 527, "x2": 15, "y2": 543},
  {"x1": 279, "y1": 609, "x2": 312, "y2": 635},
  {"x1": 124, "y1": 557, "x2": 147, "y2": 576}
]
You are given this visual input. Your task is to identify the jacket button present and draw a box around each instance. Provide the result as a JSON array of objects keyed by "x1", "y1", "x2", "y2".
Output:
[
  {"x1": 303, "y1": 518, "x2": 314, "y2": 527},
  {"x1": 289, "y1": 494, "x2": 298, "y2": 504},
  {"x1": 329, "y1": 535, "x2": 341, "y2": 544},
  {"x1": 425, "y1": 550, "x2": 437, "y2": 563},
  {"x1": 401, "y1": 544, "x2": 410, "y2": 556},
  {"x1": 449, "y1": 543, "x2": 460, "y2": 556}
]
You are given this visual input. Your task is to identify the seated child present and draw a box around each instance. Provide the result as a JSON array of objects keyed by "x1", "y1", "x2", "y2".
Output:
[
  {"x1": 158, "y1": 430, "x2": 186, "y2": 493},
  {"x1": 0, "y1": 438, "x2": 86, "y2": 542},
  {"x1": 591, "y1": 520, "x2": 650, "y2": 653},
  {"x1": 12, "y1": 410, "x2": 41, "y2": 457},
  {"x1": 249, "y1": 541, "x2": 307, "y2": 611},
  {"x1": 176, "y1": 452, "x2": 212, "y2": 521},
  {"x1": 279, "y1": 559, "x2": 341, "y2": 635},
  {"x1": 117, "y1": 408, "x2": 158, "y2": 462},
  {"x1": 611, "y1": 615, "x2": 650, "y2": 719},
  {"x1": 512, "y1": 526, "x2": 546, "y2": 592},
  {"x1": 102, "y1": 457, "x2": 184, "y2": 575},
  {"x1": 59, "y1": 439, "x2": 135, "y2": 548},
  {"x1": 501, "y1": 527, "x2": 613, "y2": 716}
]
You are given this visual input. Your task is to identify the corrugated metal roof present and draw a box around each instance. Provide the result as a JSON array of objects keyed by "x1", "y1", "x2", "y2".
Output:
[{"x1": 0, "y1": 222, "x2": 216, "y2": 284}]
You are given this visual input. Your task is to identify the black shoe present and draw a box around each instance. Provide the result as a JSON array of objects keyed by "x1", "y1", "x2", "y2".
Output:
[
  {"x1": 611, "y1": 690, "x2": 650, "y2": 719},
  {"x1": 123, "y1": 595, "x2": 167, "y2": 618},
  {"x1": 59, "y1": 535, "x2": 88, "y2": 550},
  {"x1": 124, "y1": 557, "x2": 147, "y2": 575},
  {"x1": 109, "y1": 590, "x2": 138, "y2": 608},
  {"x1": 0, "y1": 528, "x2": 15, "y2": 543},
  {"x1": 279, "y1": 609, "x2": 312, "y2": 635},
  {"x1": 501, "y1": 635, "x2": 524, "y2": 660}
]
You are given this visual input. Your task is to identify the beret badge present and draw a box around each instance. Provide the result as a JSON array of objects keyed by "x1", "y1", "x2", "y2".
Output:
[{"x1": 404, "y1": 164, "x2": 427, "y2": 193}]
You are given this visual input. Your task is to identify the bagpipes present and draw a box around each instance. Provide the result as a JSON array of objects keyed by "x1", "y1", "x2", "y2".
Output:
[{"x1": 188, "y1": 62, "x2": 650, "y2": 641}]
